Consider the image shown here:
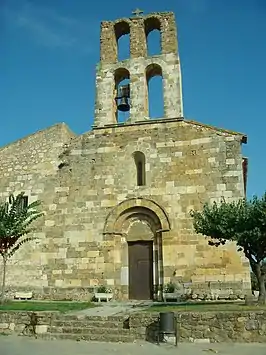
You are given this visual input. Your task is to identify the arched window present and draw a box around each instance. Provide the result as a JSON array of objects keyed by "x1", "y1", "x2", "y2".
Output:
[
  {"x1": 114, "y1": 68, "x2": 130, "y2": 123},
  {"x1": 133, "y1": 151, "x2": 146, "y2": 186},
  {"x1": 145, "y1": 17, "x2": 161, "y2": 56},
  {"x1": 114, "y1": 21, "x2": 130, "y2": 61},
  {"x1": 146, "y1": 63, "x2": 164, "y2": 118}
]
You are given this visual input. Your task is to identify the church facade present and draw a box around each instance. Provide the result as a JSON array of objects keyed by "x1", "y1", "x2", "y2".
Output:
[{"x1": 0, "y1": 12, "x2": 250, "y2": 300}]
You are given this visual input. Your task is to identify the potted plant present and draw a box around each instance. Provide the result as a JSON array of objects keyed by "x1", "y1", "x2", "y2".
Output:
[
  {"x1": 163, "y1": 281, "x2": 182, "y2": 302},
  {"x1": 94, "y1": 285, "x2": 113, "y2": 302}
]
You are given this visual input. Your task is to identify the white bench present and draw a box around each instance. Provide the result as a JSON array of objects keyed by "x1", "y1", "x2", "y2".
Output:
[
  {"x1": 14, "y1": 292, "x2": 33, "y2": 300},
  {"x1": 94, "y1": 292, "x2": 113, "y2": 302}
]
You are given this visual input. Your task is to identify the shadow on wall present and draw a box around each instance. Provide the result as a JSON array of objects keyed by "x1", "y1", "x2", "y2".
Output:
[{"x1": 145, "y1": 319, "x2": 160, "y2": 343}]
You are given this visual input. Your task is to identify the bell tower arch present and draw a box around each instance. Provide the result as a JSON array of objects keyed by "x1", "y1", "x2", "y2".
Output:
[{"x1": 94, "y1": 11, "x2": 183, "y2": 127}]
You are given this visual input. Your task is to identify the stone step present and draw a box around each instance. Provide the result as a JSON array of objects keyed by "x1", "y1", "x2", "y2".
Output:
[
  {"x1": 57, "y1": 315, "x2": 129, "y2": 323},
  {"x1": 38, "y1": 332, "x2": 139, "y2": 343},
  {"x1": 52, "y1": 320, "x2": 127, "y2": 329},
  {"x1": 48, "y1": 326, "x2": 137, "y2": 336}
]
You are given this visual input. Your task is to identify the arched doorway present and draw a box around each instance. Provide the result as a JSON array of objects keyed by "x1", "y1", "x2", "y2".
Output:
[{"x1": 103, "y1": 198, "x2": 170, "y2": 300}]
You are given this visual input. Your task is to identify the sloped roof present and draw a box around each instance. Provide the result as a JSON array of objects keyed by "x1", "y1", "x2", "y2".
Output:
[{"x1": 183, "y1": 119, "x2": 247, "y2": 143}]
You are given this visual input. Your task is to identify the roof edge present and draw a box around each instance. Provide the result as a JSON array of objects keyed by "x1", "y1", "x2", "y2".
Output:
[
  {"x1": 184, "y1": 119, "x2": 248, "y2": 144},
  {"x1": 0, "y1": 123, "x2": 76, "y2": 152}
]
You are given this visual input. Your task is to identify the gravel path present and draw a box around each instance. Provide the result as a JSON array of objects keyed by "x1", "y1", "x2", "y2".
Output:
[{"x1": 1, "y1": 336, "x2": 265, "y2": 355}]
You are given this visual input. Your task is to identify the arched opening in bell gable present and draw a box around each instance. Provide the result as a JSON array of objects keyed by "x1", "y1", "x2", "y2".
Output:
[
  {"x1": 145, "y1": 17, "x2": 161, "y2": 56},
  {"x1": 114, "y1": 67, "x2": 130, "y2": 123},
  {"x1": 146, "y1": 63, "x2": 164, "y2": 118},
  {"x1": 114, "y1": 21, "x2": 130, "y2": 61}
]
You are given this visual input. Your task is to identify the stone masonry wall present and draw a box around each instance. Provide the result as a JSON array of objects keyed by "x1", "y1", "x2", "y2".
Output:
[
  {"x1": 130, "y1": 311, "x2": 266, "y2": 343},
  {"x1": 95, "y1": 12, "x2": 182, "y2": 127},
  {"x1": 1, "y1": 311, "x2": 265, "y2": 343},
  {"x1": 0, "y1": 123, "x2": 76, "y2": 297},
  {"x1": 59, "y1": 119, "x2": 250, "y2": 299},
  {"x1": 100, "y1": 12, "x2": 177, "y2": 64},
  {"x1": 94, "y1": 53, "x2": 183, "y2": 126},
  {"x1": 0, "y1": 118, "x2": 250, "y2": 300},
  {"x1": 0, "y1": 123, "x2": 75, "y2": 188}
]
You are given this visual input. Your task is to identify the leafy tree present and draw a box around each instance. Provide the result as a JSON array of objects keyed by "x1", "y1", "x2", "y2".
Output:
[
  {"x1": 251, "y1": 271, "x2": 259, "y2": 291},
  {"x1": 0, "y1": 192, "x2": 44, "y2": 303},
  {"x1": 251, "y1": 261, "x2": 266, "y2": 292},
  {"x1": 190, "y1": 194, "x2": 266, "y2": 305}
]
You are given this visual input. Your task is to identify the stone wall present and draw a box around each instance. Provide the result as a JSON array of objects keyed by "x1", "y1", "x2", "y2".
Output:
[
  {"x1": 0, "y1": 311, "x2": 54, "y2": 336},
  {"x1": 0, "y1": 311, "x2": 135, "y2": 342},
  {"x1": 0, "y1": 120, "x2": 250, "y2": 298},
  {"x1": 100, "y1": 12, "x2": 177, "y2": 64},
  {"x1": 95, "y1": 12, "x2": 182, "y2": 127},
  {"x1": 58, "y1": 119, "x2": 249, "y2": 299},
  {"x1": 0, "y1": 123, "x2": 75, "y2": 183},
  {"x1": 94, "y1": 54, "x2": 183, "y2": 126},
  {"x1": 130, "y1": 311, "x2": 266, "y2": 343},
  {"x1": 1, "y1": 310, "x2": 265, "y2": 343},
  {"x1": 0, "y1": 123, "x2": 76, "y2": 297},
  {"x1": 0, "y1": 117, "x2": 250, "y2": 300}
]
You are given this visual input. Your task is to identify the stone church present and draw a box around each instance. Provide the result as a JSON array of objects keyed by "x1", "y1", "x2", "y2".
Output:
[{"x1": 0, "y1": 11, "x2": 250, "y2": 300}]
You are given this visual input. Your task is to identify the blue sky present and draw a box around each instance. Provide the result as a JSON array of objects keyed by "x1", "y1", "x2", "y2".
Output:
[{"x1": 1, "y1": 0, "x2": 266, "y2": 198}]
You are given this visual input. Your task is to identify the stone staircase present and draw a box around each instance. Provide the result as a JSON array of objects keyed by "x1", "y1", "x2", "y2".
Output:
[{"x1": 38, "y1": 314, "x2": 143, "y2": 343}]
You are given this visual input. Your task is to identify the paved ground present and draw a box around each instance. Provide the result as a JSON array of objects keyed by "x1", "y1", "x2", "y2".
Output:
[
  {"x1": 71, "y1": 300, "x2": 153, "y2": 317},
  {"x1": 1, "y1": 337, "x2": 265, "y2": 355}
]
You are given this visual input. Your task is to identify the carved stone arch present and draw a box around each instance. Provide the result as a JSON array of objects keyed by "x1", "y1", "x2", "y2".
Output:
[
  {"x1": 114, "y1": 67, "x2": 130, "y2": 85},
  {"x1": 114, "y1": 20, "x2": 130, "y2": 40},
  {"x1": 103, "y1": 197, "x2": 171, "y2": 235},
  {"x1": 146, "y1": 63, "x2": 163, "y2": 82},
  {"x1": 123, "y1": 214, "x2": 154, "y2": 241},
  {"x1": 144, "y1": 16, "x2": 162, "y2": 56},
  {"x1": 144, "y1": 16, "x2": 161, "y2": 36}
]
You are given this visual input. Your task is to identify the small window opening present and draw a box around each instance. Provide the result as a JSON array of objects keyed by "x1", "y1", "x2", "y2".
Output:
[
  {"x1": 137, "y1": 161, "x2": 143, "y2": 186},
  {"x1": 242, "y1": 157, "x2": 248, "y2": 196},
  {"x1": 134, "y1": 151, "x2": 146, "y2": 186}
]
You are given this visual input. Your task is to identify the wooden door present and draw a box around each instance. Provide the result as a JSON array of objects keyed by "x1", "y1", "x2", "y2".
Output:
[{"x1": 128, "y1": 241, "x2": 153, "y2": 300}]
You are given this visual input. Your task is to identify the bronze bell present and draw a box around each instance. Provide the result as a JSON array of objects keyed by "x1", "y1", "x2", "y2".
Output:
[
  {"x1": 116, "y1": 84, "x2": 130, "y2": 112},
  {"x1": 117, "y1": 96, "x2": 130, "y2": 112}
]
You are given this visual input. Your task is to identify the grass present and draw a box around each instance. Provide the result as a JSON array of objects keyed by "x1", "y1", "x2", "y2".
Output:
[
  {"x1": 0, "y1": 301, "x2": 96, "y2": 313},
  {"x1": 145, "y1": 301, "x2": 266, "y2": 313}
]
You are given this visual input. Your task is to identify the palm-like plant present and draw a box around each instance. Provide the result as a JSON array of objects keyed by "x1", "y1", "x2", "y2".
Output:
[{"x1": 0, "y1": 192, "x2": 44, "y2": 303}]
